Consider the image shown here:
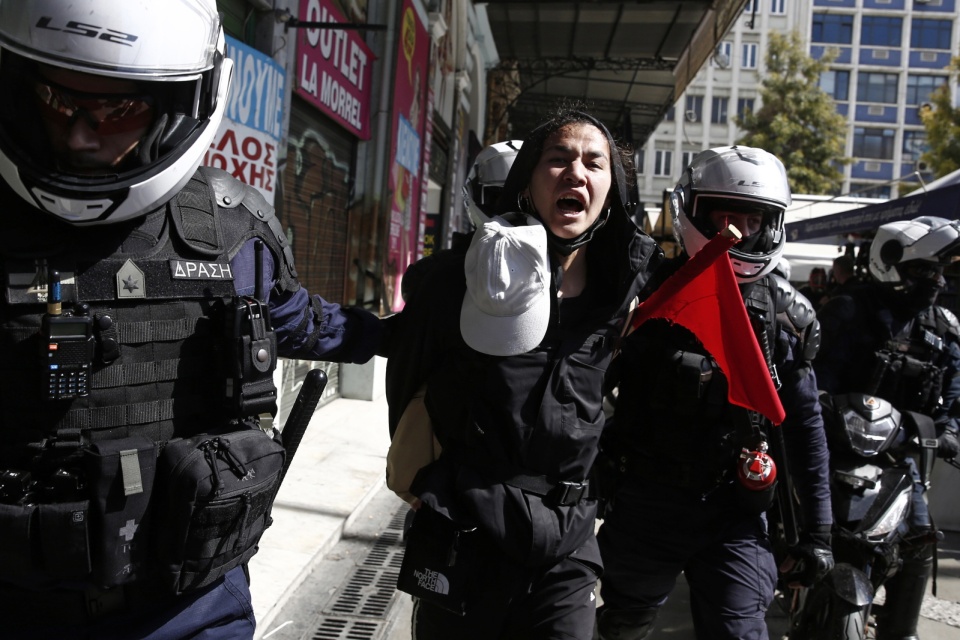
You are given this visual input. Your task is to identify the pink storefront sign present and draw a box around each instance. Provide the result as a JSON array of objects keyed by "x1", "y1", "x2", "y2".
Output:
[{"x1": 295, "y1": 0, "x2": 375, "y2": 140}]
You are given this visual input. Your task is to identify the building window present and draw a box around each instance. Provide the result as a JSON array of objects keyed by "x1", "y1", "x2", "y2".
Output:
[
  {"x1": 654, "y1": 150, "x2": 673, "y2": 177},
  {"x1": 853, "y1": 127, "x2": 895, "y2": 159},
  {"x1": 711, "y1": 97, "x2": 729, "y2": 124},
  {"x1": 681, "y1": 151, "x2": 697, "y2": 171},
  {"x1": 849, "y1": 182, "x2": 891, "y2": 199},
  {"x1": 902, "y1": 130, "x2": 928, "y2": 162},
  {"x1": 856, "y1": 72, "x2": 898, "y2": 104},
  {"x1": 820, "y1": 70, "x2": 850, "y2": 101},
  {"x1": 812, "y1": 14, "x2": 854, "y2": 44},
  {"x1": 906, "y1": 75, "x2": 946, "y2": 105},
  {"x1": 861, "y1": 16, "x2": 902, "y2": 47},
  {"x1": 743, "y1": 0, "x2": 759, "y2": 15},
  {"x1": 664, "y1": 106, "x2": 675, "y2": 121},
  {"x1": 911, "y1": 19, "x2": 952, "y2": 50},
  {"x1": 741, "y1": 43, "x2": 758, "y2": 69},
  {"x1": 736, "y1": 98, "x2": 755, "y2": 119},
  {"x1": 685, "y1": 95, "x2": 704, "y2": 123},
  {"x1": 770, "y1": 0, "x2": 785, "y2": 16}
]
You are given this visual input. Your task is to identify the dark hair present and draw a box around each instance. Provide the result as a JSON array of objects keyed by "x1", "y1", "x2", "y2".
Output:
[
  {"x1": 833, "y1": 254, "x2": 855, "y2": 276},
  {"x1": 495, "y1": 103, "x2": 631, "y2": 222}
]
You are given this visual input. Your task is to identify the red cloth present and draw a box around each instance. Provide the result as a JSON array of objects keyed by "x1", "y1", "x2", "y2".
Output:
[{"x1": 629, "y1": 233, "x2": 786, "y2": 425}]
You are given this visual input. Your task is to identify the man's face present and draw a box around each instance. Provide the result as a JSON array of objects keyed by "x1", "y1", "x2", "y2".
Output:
[
  {"x1": 708, "y1": 209, "x2": 764, "y2": 238},
  {"x1": 525, "y1": 122, "x2": 612, "y2": 240},
  {"x1": 34, "y1": 66, "x2": 155, "y2": 175}
]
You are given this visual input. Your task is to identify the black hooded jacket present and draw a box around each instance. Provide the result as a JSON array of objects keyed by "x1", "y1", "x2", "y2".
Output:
[{"x1": 385, "y1": 113, "x2": 662, "y2": 566}]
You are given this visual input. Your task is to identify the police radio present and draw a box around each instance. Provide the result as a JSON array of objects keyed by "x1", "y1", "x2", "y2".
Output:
[{"x1": 40, "y1": 271, "x2": 94, "y2": 400}]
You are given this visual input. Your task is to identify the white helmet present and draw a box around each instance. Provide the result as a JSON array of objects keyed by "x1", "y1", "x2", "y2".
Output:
[
  {"x1": 869, "y1": 216, "x2": 960, "y2": 283},
  {"x1": 0, "y1": 0, "x2": 233, "y2": 224},
  {"x1": 670, "y1": 145, "x2": 790, "y2": 283},
  {"x1": 463, "y1": 140, "x2": 522, "y2": 226}
]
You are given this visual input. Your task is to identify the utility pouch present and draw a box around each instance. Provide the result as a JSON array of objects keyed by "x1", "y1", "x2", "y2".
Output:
[
  {"x1": 397, "y1": 506, "x2": 478, "y2": 616},
  {"x1": 0, "y1": 503, "x2": 37, "y2": 579},
  {"x1": 157, "y1": 426, "x2": 285, "y2": 595},
  {"x1": 39, "y1": 500, "x2": 91, "y2": 578},
  {"x1": 84, "y1": 435, "x2": 157, "y2": 588}
]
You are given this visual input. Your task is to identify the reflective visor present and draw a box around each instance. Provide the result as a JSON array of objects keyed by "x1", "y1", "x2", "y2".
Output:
[{"x1": 33, "y1": 78, "x2": 155, "y2": 135}]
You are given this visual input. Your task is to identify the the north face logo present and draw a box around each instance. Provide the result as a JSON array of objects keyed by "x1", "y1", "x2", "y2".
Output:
[{"x1": 413, "y1": 567, "x2": 450, "y2": 595}]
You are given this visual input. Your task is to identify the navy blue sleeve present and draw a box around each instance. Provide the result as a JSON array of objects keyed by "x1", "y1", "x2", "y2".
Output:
[
  {"x1": 811, "y1": 294, "x2": 859, "y2": 394},
  {"x1": 777, "y1": 326, "x2": 833, "y2": 531},
  {"x1": 936, "y1": 338, "x2": 960, "y2": 436},
  {"x1": 231, "y1": 239, "x2": 382, "y2": 363}
]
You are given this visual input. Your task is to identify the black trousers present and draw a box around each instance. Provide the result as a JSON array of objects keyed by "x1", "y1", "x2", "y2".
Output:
[
  {"x1": 598, "y1": 478, "x2": 777, "y2": 640},
  {"x1": 411, "y1": 535, "x2": 601, "y2": 640}
]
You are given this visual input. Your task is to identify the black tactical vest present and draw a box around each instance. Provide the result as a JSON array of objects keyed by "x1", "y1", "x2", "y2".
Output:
[
  {"x1": 610, "y1": 273, "x2": 817, "y2": 491},
  {"x1": 1, "y1": 168, "x2": 295, "y2": 467},
  {"x1": 870, "y1": 303, "x2": 960, "y2": 414}
]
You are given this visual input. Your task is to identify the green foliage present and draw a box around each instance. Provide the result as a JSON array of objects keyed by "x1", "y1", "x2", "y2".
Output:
[
  {"x1": 920, "y1": 56, "x2": 960, "y2": 178},
  {"x1": 736, "y1": 31, "x2": 850, "y2": 195}
]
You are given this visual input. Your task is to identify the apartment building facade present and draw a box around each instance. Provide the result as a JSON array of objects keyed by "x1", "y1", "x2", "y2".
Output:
[{"x1": 636, "y1": 0, "x2": 960, "y2": 216}]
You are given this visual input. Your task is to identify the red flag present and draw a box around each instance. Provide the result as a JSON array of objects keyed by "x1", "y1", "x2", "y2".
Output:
[{"x1": 629, "y1": 228, "x2": 786, "y2": 425}]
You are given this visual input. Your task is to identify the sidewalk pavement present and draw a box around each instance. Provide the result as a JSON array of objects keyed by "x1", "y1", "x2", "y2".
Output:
[{"x1": 248, "y1": 392, "x2": 393, "y2": 639}]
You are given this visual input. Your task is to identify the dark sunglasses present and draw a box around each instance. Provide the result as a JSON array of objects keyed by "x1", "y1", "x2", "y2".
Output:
[{"x1": 33, "y1": 77, "x2": 155, "y2": 135}]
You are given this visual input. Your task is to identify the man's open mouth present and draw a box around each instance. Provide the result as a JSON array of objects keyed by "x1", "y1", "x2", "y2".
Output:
[{"x1": 557, "y1": 197, "x2": 584, "y2": 213}]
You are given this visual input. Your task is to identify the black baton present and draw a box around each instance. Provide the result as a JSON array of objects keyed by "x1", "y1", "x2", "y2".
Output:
[{"x1": 279, "y1": 368, "x2": 328, "y2": 483}]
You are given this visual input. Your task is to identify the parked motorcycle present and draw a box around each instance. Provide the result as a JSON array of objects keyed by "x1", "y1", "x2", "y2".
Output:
[{"x1": 775, "y1": 392, "x2": 944, "y2": 640}]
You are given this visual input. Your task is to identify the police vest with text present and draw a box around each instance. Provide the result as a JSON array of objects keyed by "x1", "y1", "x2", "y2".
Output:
[{"x1": 0, "y1": 167, "x2": 298, "y2": 593}]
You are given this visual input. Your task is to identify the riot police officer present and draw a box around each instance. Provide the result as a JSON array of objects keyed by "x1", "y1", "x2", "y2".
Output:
[
  {"x1": 464, "y1": 139, "x2": 523, "y2": 223},
  {"x1": 596, "y1": 146, "x2": 834, "y2": 640},
  {"x1": 815, "y1": 216, "x2": 960, "y2": 640},
  {"x1": 0, "y1": 2, "x2": 382, "y2": 638}
]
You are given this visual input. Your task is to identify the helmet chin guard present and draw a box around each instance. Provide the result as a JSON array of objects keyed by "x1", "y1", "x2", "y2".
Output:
[
  {"x1": 0, "y1": 0, "x2": 232, "y2": 225},
  {"x1": 670, "y1": 145, "x2": 790, "y2": 283}
]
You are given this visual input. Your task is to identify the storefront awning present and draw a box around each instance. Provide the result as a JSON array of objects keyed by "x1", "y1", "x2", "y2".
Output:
[
  {"x1": 785, "y1": 182, "x2": 960, "y2": 242},
  {"x1": 482, "y1": 0, "x2": 748, "y2": 147}
]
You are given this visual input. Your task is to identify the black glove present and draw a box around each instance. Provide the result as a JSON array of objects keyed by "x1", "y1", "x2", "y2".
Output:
[
  {"x1": 780, "y1": 527, "x2": 834, "y2": 588},
  {"x1": 938, "y1": 428, "x2": 960, "y2": 460}
]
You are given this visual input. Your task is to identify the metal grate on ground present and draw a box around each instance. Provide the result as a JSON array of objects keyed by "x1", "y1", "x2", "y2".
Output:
[{"x1": 307, "y1": 504, "x2": 408, "y2": 639}]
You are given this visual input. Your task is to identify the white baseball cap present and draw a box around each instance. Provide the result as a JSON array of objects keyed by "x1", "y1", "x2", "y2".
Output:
[{"x1": 460, "y1": 215, "x2": 551, "y2": 356}]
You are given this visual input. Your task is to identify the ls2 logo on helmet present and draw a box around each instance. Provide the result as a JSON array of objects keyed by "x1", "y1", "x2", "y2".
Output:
[{"x1": 35, "y1": 17, "x2": 138, "y2": 47}]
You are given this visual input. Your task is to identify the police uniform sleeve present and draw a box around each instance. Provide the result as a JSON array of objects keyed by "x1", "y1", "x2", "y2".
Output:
[
  {"x1": 936, "y1": 338, "x2": 960, "y2": 457},
  {"x1": 811, "y1": 294, "x2": 859, "y2": 394},
  {"x1": 231, "y1": 238, "x2": 383, "y2": 364},
  {"x1": 777, "y1": 327, "x2": 833, "y2": 531}
]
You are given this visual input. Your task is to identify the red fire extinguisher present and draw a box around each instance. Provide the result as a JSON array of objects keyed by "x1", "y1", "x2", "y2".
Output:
[{"x1": 735, "y1": 440, "x2": 777, "y2": 514}]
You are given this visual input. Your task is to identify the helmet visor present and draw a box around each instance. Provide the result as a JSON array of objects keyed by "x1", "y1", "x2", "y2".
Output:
[
  {"x1": 34, "y1": 78, "x2": 155, "y2": 136},
  {"x1": 692, "y1": 194, "x2": 784, "y2": 254}
]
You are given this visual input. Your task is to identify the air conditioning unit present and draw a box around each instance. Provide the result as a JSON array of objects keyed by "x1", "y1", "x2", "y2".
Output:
[{"x1": 685, "y1": 110, "x2": 698, "y2": 123}]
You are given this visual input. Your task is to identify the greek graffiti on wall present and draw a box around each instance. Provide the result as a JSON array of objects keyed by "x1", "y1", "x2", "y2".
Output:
[{"x1": 284, "y1": 126, "x2": 352, "y2": 305}]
